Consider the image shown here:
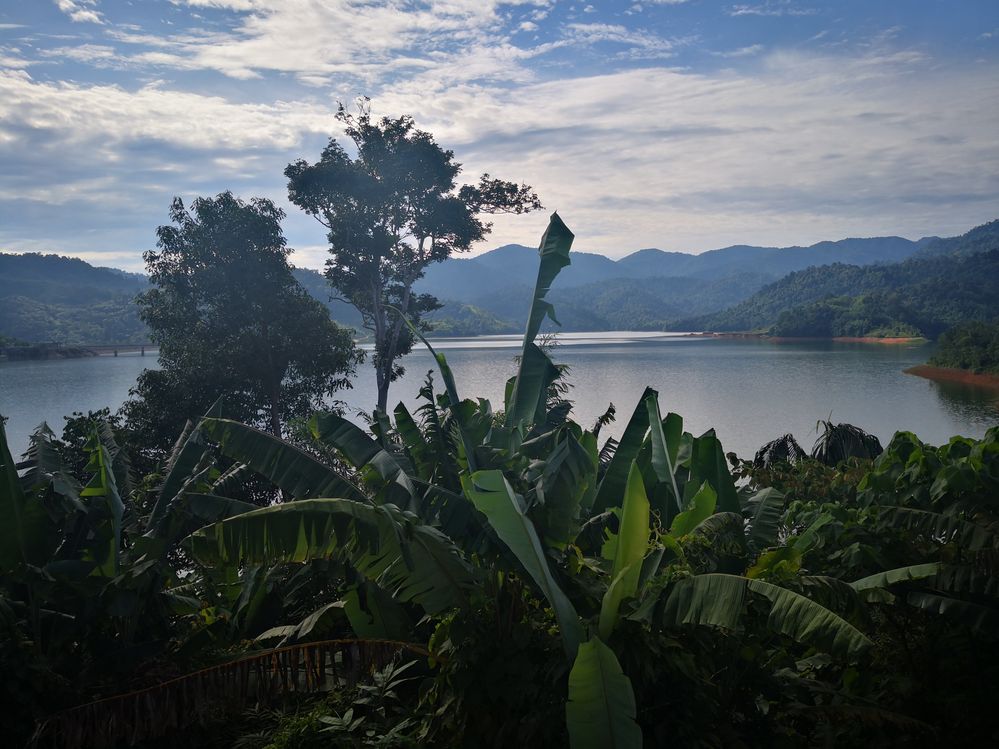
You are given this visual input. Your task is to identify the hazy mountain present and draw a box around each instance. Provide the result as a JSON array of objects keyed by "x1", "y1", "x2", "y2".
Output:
[
  {"x1": 418, "y1": 234, "x2": 930, "y2": 306},
  {"x1": 418, "y1": 233, "x2": 933, "y2": 331}
]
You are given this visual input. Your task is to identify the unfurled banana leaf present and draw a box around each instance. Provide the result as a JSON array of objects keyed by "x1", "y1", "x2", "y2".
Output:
[
  {"x1": 461, "y1": 469, "x2": 583, "y2": 658},
  {"x1": 256, "y1": 601, "x2": 350, "y2": 646},
  {"x1": 200, "y1": 418, "x2": 365, "y2": 501},
  {"x1": 151, "y1": 396, "x2": 230, "y2": 525},
  {"x1": 598, "y1": 463, "x2": 650, "y2": 639},
  {"x1": 394, "y1": 401, "x2": 436, "y2": 482},
  {"x1": 566, "y1": 637, "x2": 642, "y2": 749},
  {"x1": 400, "y1": 318, "x2": 478, "y2": 474},
  {"x1": 310, "y1": 412, "x2": 417, "y2": 508},
  {"x1": 18, "y1": 423, "x2": 83, "y2": 506},
  {"x1": 343, "y1": 580, "x2": 414, "y2": 640},
  {"x1": 187, "y1": 498, "x2": 474, "y2": 615},
  {"x1": 507, "y1": 213, "x2": 574, "y2": 429},
  {"x1": 661, "y1": 573, "x2": 872, "y2": 659},
  {"x1": 593, "y1": 388, "x2": 653, "y2": 513}
]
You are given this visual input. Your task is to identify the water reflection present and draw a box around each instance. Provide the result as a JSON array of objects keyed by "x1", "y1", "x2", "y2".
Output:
[{"x1": 922, "y1": 378, "x2": 999, "y2": 426}]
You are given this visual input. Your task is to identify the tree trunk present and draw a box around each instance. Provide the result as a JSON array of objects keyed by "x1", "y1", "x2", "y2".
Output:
[{"x1": 376, "y1": 373, "x2": 390, "y2": 414}]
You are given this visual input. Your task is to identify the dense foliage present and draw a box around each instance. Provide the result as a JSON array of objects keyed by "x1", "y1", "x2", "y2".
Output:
[
  {"x1": 929, "y1": 320, "x2": 999, "y2": 374},
  {"x1": 123, "y1": 192, "x2": 362, "y2": 453},
  {"x1": 2, "y1": 215, "x2": 997, "y2": 749},
  {"x1": 285, "y1": 102, "x2": 541, "y2": 411}
]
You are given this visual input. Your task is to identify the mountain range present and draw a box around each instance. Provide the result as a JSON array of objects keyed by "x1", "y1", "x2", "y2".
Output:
[{"x1": 1, "y1": 219, "x2": 996, "y2": 345}]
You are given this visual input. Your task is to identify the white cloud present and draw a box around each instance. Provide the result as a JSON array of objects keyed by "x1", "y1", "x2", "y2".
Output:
[
  {"x1": 107, "y1": 0, "x2": 551, "y2": 83},
  {"x1": 53, "y1": 0, "x2": 105, "y2": 25},
  {"x1": 712, "y1": 44, "x2": 765, "y2": 58},
  {"x1": 2, "y1": 4, "x2": 998, "y2": 264},
  {"x1": 729, "y1": 1, "x2": 816, "y2": 18},
  {"x1": 373, "y1": 49, "x2": 999, "y2": 255}
]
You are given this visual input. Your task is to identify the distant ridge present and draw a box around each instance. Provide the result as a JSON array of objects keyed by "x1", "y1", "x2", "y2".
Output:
[
  {"x1": 1, "y1": 218, "x2": 995, "y2": 343},
  {"x1": 676, "y1": 219, "x2": 999, "y2": 338}
]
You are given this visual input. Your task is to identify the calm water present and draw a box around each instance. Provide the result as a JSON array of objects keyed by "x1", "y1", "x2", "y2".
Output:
[{"x1": 2, "y1": 333, "x2": 997, "y2": 460}]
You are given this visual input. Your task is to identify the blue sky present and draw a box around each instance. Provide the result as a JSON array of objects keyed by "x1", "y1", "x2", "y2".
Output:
[{"x1": 1, "y1": 1, "x2": 997, "y2": 270}]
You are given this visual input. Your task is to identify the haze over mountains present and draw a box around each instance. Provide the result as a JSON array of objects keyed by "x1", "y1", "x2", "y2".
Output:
[{"x1": 1, "y1": 221, "x2": 996, "y2": 345}]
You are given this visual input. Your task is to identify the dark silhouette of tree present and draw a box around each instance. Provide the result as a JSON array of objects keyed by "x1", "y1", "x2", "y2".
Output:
[
  {"x1": 285, "y1": 101, "x2": 542, "y2": 412},
  {"x1": 124, "y1": 192, "x2": 362, "y2": 451}
]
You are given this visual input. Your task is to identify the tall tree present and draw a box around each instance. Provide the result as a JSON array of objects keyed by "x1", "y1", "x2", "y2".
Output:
[
  {"x1": 285, "y1": 102, "x2": 542, "y2": 412},
  {"x1": 124, "y1": 192, "x2": 362, "y2": 451}
]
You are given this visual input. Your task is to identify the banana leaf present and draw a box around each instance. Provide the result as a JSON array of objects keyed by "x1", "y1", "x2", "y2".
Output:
[
  {"x1": 661, "y1": 573, "x2": 872, "y2": 659},
  {"x1": 598, "y1": 463, "x2": 650, "y2": 638},
  {"x1": 566, "y1": 637, "x2": 642, "y2": 749},
  {"x1": 310, "y1": 412, "x2": 417, "y2": 508},
  {"x1": 0, "y1": 421, "x2": 53, "y2": 572},
  {"x1": 200, "y1": 418, "x2": 364, "y2": 501},
  {"x1": 593, "y1": 388, "x2": 653, "y2": 513},
  {"x1": 744, "y1": 487, "x2": 785, "y2": 551},
  {"x1": 187, "y1": 498, "x2": 474, "y2": 615},
  {"x1": 462, "y1": 469, "x2": 583, "y2": 658},
  {"x1": 507, "y1": 213, "x2": 574, "y2": 429}
]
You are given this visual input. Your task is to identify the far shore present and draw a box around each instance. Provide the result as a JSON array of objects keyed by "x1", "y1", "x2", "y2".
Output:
[
  {"x1": 687, "y1": 332, "x2": 927, "y2": 345},
  {"x1": 905, "y1": 364, "x2": 999, "y2": 391}
]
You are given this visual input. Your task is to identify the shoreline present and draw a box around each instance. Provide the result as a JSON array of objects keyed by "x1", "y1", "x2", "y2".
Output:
[
  {"x1": 905, "y1": 364, "x2": 999, "y2": 391},
  {"x1": 687, "y1": 332, "x2": 927, "y2": 345}
]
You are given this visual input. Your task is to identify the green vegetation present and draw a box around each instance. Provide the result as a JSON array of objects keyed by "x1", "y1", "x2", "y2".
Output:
[
  {"x1": 4, "y1": 217, "x2": 998, "y2": 343},
  {"x1": 285, "y1": 102, "x2": 541, "y2": 411},
  {"x1": 425, "y1": 302, "x2": 516, "y2": 336},
  {"x1": 3, "y1": 215, "x2": 999, "y2": 748},
  {"x1": 0, "y1": 253, "x2": 147, "y2": 344},
  {"x1": 122, "y1": 192, "x2": 362, "y2": 454},
  {"x1": 929, "y1": 321, "x2": 999, "y2": 374},
  {"x1": 681, "y1": 220, "x2": 999, "y2": 337}
]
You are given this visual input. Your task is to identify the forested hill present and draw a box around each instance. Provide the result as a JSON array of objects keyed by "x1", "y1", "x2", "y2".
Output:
[
  {"x1": 0, "y1": 253, "x2": 149, "y2": 344},
  {"x1": 0, "y1": 253, "x2": 363, "y2": 345},
  {"x1": 678, "y1": 219, "x2": 999, "y2": 337}
]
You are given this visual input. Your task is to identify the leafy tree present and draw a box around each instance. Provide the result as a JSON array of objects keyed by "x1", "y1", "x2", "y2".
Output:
[
  {"x1": 930, "y1": 320, "x2": 999, "y2": 374},
  {"x1": 124, "y1": 192, "x2": 362, "y2": 451},
  {"x1": 285, "y1": 102, "x2": 542, "y2": 412}
]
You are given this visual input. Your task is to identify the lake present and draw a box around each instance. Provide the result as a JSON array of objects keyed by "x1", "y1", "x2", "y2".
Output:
[{"x1": 2, "y1": 332, "x2": 997, "y2": 460}]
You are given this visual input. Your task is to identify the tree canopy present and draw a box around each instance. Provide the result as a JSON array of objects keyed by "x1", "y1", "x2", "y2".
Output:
[
  {"x1": 285, "y1": 102, "x2": 542, "y2": 412},
  {"x1": 124, "y1": 191, "x2": 362, "y2": 451}
]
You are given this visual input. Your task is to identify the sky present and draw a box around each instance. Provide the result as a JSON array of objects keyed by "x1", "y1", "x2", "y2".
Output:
[{"x1": 0, "y1": 1, "x2": 997, "y2": 271}]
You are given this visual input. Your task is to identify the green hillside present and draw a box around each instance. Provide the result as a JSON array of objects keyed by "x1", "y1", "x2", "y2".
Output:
[
  {"x1": 0, "y1": 252, "x2": 148, "y2": 344},
  {"x1": 678, "y1": 220, "x2": 999, "y2": 338}
]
